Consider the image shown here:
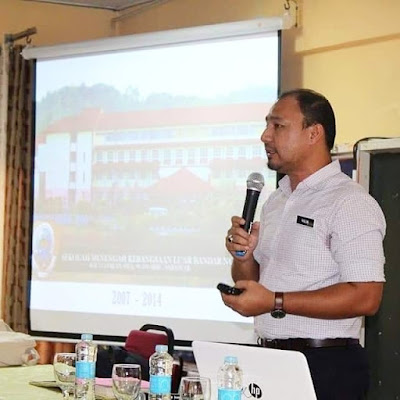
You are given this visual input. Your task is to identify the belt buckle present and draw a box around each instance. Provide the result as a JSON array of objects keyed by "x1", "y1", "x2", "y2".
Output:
[{"x1": 265, "y1": 339, "x2": 280, "y2": 348}]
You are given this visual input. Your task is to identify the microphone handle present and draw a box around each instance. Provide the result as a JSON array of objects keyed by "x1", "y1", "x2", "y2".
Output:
[
  {"x1": 235, "y1": 189, "x2": 261, "y2": 257},
  {"x1": 241, "y1": 189, "x2": 261, "y2": 232}
]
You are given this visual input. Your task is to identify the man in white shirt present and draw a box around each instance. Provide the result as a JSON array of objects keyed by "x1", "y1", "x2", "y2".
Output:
[{"x1": 222, "y1": 89, "x2": 386, "y2": 400}]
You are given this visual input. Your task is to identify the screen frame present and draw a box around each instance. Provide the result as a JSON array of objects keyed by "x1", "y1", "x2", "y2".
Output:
[{"x1": 27, "y1": 23, "x2": 282, "y2": 346}]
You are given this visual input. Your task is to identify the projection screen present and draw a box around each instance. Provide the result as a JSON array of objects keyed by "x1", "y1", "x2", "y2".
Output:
[{"x1": 25, "y1": 18, "x2": 281, "y2": 344}]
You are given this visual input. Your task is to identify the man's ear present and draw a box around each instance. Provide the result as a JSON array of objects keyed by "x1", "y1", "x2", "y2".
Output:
[{"x1": 308, "y1": 123, "x2": 325, "y2": 145}]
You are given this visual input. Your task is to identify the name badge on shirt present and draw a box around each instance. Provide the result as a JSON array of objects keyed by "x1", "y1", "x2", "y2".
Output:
[{"x1": 297, "y1": 215, "x2": 314, "y2": 228}]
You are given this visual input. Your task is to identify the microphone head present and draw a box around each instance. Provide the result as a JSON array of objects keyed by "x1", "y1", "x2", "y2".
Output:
[{"x1": 247, "y1": 172, "x2": 265, "y2": 192}]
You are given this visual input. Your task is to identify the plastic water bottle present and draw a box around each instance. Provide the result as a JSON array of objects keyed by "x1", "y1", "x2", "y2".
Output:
[
  {"x1": 75, "y1": 333, "x2": 98, "y2": 399},
  {"x1": 149, "y1": 344, "x2": 174, "y2": 400},
  {"x1": 217, "y1": 356, "x2": 243, "y2": 400}
]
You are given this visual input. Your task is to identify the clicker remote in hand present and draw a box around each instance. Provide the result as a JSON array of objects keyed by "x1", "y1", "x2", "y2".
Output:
[{"x1": 217, "y1": 283, "x2": 244, "y2": 295}]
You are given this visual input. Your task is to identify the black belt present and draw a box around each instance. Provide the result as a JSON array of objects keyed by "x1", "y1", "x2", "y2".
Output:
[{"x1": 258, "y1": 337, "x2": 359, "y2": 351}]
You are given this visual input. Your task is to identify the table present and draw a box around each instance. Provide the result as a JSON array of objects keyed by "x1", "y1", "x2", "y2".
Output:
[
  {"x1": 0, "y1": 364, "x2": 140, "y2": 399},
  {"x1": 0, "y1": 364, "x2": 60, "y2": 400}
]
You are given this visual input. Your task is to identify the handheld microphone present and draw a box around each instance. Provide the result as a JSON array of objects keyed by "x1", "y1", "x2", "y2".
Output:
[{"x1": 236, "y1": 172, "x2": 265, "y2": 257}]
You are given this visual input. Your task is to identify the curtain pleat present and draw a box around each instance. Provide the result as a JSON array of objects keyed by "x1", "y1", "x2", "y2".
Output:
[{"x1": 2, "y1": 44, "x2": 34, "y2": 333}]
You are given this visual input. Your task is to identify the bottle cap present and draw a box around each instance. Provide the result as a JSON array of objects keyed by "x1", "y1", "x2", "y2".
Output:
[
  {"x1": 224, "y1": 355, "x2": 238, "y2": 364},
  {"x1": 81, "y1": 333, "x2": 93, "y2": 341},
  {"x1": 155, "y1": 344, "x2": 168, "y2": 353}
]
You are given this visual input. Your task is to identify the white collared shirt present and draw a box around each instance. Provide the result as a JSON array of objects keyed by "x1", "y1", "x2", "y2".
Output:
[{"x1": 253, "y1": 160, "x2": 386, "y2": 339}]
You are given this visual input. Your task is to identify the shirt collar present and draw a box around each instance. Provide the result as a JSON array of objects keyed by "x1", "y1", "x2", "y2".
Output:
[{"x1": 278, "y1": 160, "x2": 342, "y2": 195}]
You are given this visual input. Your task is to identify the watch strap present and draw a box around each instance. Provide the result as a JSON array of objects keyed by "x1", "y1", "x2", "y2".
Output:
[{"x1": 274, "y1": 292, "x2": 284, "y2": 311}]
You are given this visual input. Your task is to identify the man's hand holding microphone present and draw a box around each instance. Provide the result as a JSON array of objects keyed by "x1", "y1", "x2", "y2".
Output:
[{"x1": 218, "y1": 172, "x2": 276, "y2": 317}]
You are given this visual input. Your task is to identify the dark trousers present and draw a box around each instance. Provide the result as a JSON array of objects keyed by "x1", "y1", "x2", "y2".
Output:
[{"x1": 302, "y1": 344, "x2": 369, "y2": 400}]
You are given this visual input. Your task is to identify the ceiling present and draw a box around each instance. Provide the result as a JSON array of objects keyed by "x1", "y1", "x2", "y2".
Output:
[{"x1": 23, "y1": 0, "x2": 156, "y2": 11}]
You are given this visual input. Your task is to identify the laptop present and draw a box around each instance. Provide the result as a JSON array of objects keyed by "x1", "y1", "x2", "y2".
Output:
[{"x1": 192, "y1": 340, "x2": 317, "y2": 400}]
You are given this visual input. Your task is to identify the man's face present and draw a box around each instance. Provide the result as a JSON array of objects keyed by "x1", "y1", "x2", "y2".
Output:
[{"x1": 261, "y1": 95, "x2": 310, "y2": 175}]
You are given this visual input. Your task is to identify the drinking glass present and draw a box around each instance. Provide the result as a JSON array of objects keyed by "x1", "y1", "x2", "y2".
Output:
[
  {"x1": 53, "y1": 352, "x2": 76, "y2": 399},
  {"x1": 112, "y1": 363, "x2": 144, "y2": 400},
  {"x1": 179, "y1": 376, "x2": 211, "y2": 400},
  {"x1": 21, "y1": 347, "x2": 40, "y2": 366}
]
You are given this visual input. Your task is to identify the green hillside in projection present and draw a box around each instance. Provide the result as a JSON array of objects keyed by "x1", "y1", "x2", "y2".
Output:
[{"x1": 36, "y1": 83, "x2": 276, "y2": 134}]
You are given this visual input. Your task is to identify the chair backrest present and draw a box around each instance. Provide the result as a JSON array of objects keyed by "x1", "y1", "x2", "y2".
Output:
[
  {"x1": 124, "y1": 324, "x2": 183, "y2": 393},
  {"x1": 124, "y1": 324, "x2": 174, "y2": 360}
]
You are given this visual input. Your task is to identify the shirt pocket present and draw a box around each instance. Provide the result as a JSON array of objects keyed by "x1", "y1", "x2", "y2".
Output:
[{"x1": 275, "y1": 214, "x2": 331, "y2": 273}]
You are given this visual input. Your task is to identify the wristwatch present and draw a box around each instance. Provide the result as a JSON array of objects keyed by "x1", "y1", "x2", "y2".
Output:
[{"x1": 270, "y1": 292, "x2": 286, "y2": 319}]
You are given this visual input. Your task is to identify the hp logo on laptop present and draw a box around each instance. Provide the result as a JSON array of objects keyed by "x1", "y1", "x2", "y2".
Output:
[{"x1": 243, "y1": 383, "x2": 262, "y2": 399}]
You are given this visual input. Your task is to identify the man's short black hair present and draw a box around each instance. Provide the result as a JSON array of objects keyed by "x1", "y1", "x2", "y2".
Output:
[{"x1": 279, "y1": 89, "x2": 336, "y2": 150}]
